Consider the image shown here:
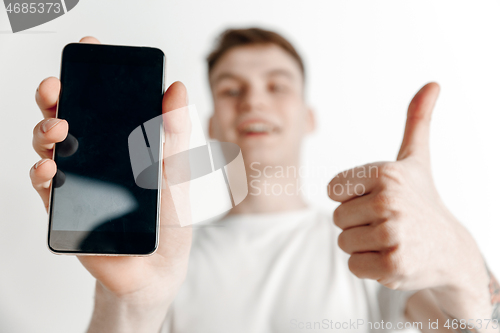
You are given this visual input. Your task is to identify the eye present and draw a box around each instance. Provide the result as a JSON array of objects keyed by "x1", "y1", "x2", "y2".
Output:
[
  {"x1": 269, "y1": 83, "x2": 288, "y2": 93},
  {"x1": 220, "y1": 88, "x2": 241, "y2": 97}
]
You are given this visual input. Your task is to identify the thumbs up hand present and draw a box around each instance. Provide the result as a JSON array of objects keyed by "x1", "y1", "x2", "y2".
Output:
[{"x1": 327, "y1": 83, "x2": 488, "y2": 296}]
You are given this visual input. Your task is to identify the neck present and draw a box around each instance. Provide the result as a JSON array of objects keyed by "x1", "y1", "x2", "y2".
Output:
[{"x1": 228, "y1": 160, "x2": 308, "y2": 215}]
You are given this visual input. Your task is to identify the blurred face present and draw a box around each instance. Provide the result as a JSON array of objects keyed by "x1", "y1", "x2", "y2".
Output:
[{"x1": 209, "y1": 44, "x2": 314, "y2": 168}]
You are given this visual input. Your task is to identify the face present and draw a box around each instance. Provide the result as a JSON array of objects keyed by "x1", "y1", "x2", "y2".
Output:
[{"x1": 209, "y1": 44, "x2": 315, "y2": 168}]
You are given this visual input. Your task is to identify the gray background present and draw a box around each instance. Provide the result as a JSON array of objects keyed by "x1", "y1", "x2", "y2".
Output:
[{"x1": 1, "y1": 0, "x2": 499, "y2": 332}]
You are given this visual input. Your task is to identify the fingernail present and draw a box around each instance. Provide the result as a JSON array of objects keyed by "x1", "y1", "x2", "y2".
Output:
[
  {"x1": 35, "y1": 159, "x2": 49, "y2": 169},
  {"x1": 185, "y1": 90, "x2": 189, "y2": 105},
  {"x1": 42, "y1": 118, "x2": 61, "y2": 133}
]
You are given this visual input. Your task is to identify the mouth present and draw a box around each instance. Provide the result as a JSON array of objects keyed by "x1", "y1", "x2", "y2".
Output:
[{"x1": 237, "y1": 120, "x2": 280, "y2": 137}]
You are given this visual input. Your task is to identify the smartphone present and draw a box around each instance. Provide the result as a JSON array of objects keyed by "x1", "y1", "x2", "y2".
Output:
[{"x1": 47, "y1": 43, "x2": 165, "y2": 256}]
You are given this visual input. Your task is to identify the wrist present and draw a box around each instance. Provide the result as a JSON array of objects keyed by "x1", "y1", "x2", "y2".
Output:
[
  {"x1": 438, "y1": 217, "x2": 486, "y2": 291},
  {"x1": 87, "y1": 280, "x2": 175, "y2": 333},
  {"x1": 429, "y1": 229, "x2": 492, "y2": 322}
]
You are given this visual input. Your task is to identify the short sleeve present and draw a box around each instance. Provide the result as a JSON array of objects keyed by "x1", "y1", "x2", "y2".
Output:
[{"x1": 377, "y1": 285, "x2": 418, "y2": 328}]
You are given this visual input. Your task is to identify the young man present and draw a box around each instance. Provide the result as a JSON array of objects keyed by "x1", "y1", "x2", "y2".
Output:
[{"x1": 30, "y1": 28, "x2": 499, "y2": 332}]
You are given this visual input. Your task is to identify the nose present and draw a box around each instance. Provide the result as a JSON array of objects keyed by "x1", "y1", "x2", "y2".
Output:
[{"x1": 238, "y1": 86, "x2": 267, "y2": 113}]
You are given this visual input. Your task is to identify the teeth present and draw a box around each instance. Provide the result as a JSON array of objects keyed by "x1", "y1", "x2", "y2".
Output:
[{"x1": 242, "y1": 122, "x2": 272, "y2": 133}]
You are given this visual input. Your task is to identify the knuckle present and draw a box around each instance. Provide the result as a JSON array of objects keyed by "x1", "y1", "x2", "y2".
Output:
[
  {"x1": 374, "y1": 224, "x2": 392, "y2": 246},
  {"x1": 374, "y1": 223, "x2": 400, "y2": 247},
  {"x1": 380, "y1": 249, "x2": 405, "y2": 278},
  {"x1": 379, "y1": 162, "x2": 404, "y2": 186},
  {"x1": 371, "y1": 191, "x2": 397, "y2": 217}
]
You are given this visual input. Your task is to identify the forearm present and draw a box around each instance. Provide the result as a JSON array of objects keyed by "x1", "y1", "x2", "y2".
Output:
[{"x1": 86, "y1": 280, "x2": 173, "y2": 333}]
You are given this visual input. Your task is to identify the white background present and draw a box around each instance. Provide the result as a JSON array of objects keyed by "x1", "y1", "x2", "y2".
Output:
[{"x1": 1, "y1": 1, "x2": 499, "y2": 332}]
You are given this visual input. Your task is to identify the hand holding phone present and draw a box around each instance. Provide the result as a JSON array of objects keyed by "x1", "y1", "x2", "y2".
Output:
[{"x1": 30, "y1": 37, "x2": 192, "y2": 331}]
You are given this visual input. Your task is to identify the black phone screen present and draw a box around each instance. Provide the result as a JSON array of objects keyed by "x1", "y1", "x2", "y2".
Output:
[{"x1": 48, "y1": 43, "x2": 165, "y2": 255}]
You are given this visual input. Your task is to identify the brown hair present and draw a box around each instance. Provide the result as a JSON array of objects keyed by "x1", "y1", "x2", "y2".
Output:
[{"x1": 206, "y1": 27, "x2": 305, "y2": 80}]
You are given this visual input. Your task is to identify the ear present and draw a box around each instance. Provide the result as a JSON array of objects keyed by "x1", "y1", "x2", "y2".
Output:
[
  {"x1": 305, "y1": 106, "x2": 316, "y2": 134},
  {"x1": 208, "y1": 114, "x2": 215, "y2": 139}
]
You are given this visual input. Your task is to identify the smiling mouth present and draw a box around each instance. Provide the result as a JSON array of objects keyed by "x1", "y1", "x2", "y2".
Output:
[{"x1": 238, "y1": 122, "x2": 280, "y2": 136}]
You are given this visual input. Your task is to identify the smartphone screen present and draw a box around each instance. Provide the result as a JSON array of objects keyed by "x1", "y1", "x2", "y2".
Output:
[{"x1": 47, "y1": 43, "x2": 165, "y2": 255}]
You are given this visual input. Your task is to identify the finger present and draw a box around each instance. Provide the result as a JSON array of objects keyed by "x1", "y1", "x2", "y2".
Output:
[
  {"x1": 327, "y1": 162, "x2": 384, "y2": 202},
  {"x1": 32, "y1": 118, "x2": 69, "y2": 159},
  {"x1": 35, "y1": 37, "x2": 101, "y2": 118},
  {"x1": 157, "y1": 81, "x2": 192, "y2": 260},
  {"x1": 348, "y1": 250, "x2": 402, "y2": 283},
  {"x1": 29, "y1": 159, "x2": 57, "y2": 211},
  {"x1": 338, "y1": 224, "x2": 398, "y2": 254},
  {"x1": 79, "y1": 36, "x2": 101, "y2": 44},
  {"x1": 348, "y1": 252, "x2": 384, "y2": 280},
  {"x1": 397, "y1": 82, "x2": 440, "y2": 163},
  {"x1": 160, "y1": 80, "x2": 190, "y2": 190},
  {"x1": 162, "y1": 81, "x2": 190, "y2": 146},
  {"x1": 35, "y1": 77, "x2": 60, "y2": 119},
  {"x1": 161, "y1": 81, "x2": 191, "y2": 187},
  {"x1": 333, "y1": 192, "x2": 380, "y2": 230}
]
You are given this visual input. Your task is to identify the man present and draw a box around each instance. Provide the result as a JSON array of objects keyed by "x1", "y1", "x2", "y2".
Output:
[{"x1": 30, "y1": 28, "x2": 499, "y2": 332}]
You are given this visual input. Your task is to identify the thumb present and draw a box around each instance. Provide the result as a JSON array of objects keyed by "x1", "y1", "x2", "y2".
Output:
[
  {"x1": 161, "y1": 81, "x2": 191, "y2": 195},
  {"x1": 162, "y1": 81, "x2": 190, "y2": 138},
  {"x1": 397, "y1": 82, "x2": 440, "y2": 163},
  {"x1": 158, "y1": 81, "x2": 193, "y2": 260}
]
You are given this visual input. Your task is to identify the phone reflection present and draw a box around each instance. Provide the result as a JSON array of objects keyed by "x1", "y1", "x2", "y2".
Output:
[
  {"x1": 49, "y1": 128, "x2": 158, "y2": 255},
  {"x1": 52, "y1": 132, "x2": 79, "y2": 189},
  {"x1": 50, "y1": 172, "x2": 140, "y2": 250}
]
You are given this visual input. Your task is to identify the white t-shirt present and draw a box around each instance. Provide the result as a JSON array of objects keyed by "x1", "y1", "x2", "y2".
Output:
[{"x1": 161, "y1": 206, "x2": 419, "y2": 333}]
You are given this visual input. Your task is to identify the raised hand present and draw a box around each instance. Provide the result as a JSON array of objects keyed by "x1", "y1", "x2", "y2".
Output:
[
  {"x1": 29, "y1": 37, "x2": 192, "y2": 332},
  {"x1": 327, "y1": 83, "x2": 485, "y2": 293}
]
